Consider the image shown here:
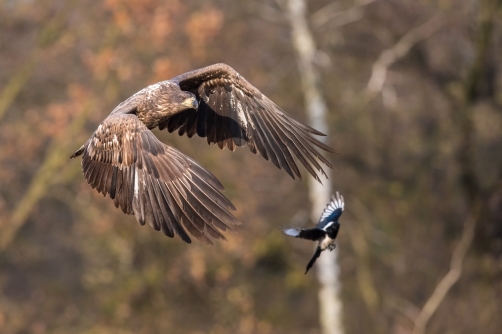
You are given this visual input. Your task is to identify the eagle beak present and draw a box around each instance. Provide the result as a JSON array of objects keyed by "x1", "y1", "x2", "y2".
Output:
[{"x1": 182, "y1": 97, "x2": 198, "y2": 109}]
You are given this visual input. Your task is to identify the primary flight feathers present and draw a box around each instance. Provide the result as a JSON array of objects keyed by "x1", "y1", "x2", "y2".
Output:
[{"x1": 71, "y1": 63, "x2": 335, "y2": 244}]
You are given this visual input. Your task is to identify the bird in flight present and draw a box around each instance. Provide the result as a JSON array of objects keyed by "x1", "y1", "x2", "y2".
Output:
[
  {"x1": 284, "y1": 192, "x2": 344, "y2": 274},
  {"x1": 71, "y1": 63, "x2": 335, "y2": 244}
]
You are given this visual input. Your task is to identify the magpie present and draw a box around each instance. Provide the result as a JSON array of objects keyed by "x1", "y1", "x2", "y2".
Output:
[{"x1": 284, "y1": 192, "x2": 345, "y2": 274}]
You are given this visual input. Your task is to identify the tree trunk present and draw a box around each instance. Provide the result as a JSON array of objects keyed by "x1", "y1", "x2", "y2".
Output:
[{"x1": 285, "y1": 0, "x2": 344, "y2": 333}]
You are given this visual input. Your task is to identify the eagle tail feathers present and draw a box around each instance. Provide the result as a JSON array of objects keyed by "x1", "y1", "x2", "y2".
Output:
[{"x1": 70, "y1": 144, "x2": 86, "y2": 159}]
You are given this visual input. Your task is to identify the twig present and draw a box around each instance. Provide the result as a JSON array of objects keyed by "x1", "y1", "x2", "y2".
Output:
[
  {"x1": 384, "y1": 295, "x2": 420, "y2": 324},
  {"x1": 0, "y1": 54, "x2": 38, "y2": 122},
  {"x1": 247, "y1": 2, "x2": 286, "y2": 24},
  {"x1": 411, "y1": 207, "x2": 479, "y2": 334},
  {"x1": 0, "y1": 9, "x2": 68, "y2": 123},
  {"x1": 0, "y1": 103, "x2": 91, "y2": 251},
  {"x1": 0, "y1": 15, "x2": 125, "y2": 252},
  {"x1": 312, "y1": 0, "x2": 378, "y2": 28},
  {"x1": 365, "y1": 14, "x2": 443, "y2": 96},
  {"x1": 412, "y1": 2, "x2": 501, "y2": 332}
]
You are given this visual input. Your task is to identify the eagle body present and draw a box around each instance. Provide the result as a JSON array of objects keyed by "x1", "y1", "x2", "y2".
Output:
[
  {"x1": 110, "y1": 81, "x2": 198, "y2": 129},
  {"x1": 71, "y1": 63, "x2": 335, "y2": 244},
  {"x1": 284, "y1": 192, "x2": 344, "y2": 273}
]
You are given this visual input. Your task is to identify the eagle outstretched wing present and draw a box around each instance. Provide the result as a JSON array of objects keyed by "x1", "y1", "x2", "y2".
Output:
[
  {"x1": 80, "y1": 113, "x2": 239, "y2": 244},
  {"x1": 160, "y1": 63, "x2": 335, "y2": 183}
]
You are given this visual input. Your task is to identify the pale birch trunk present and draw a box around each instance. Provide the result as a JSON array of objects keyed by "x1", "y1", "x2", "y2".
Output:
[{"x1": 285, "y1": 0, "x2": 344, "y2": 333}]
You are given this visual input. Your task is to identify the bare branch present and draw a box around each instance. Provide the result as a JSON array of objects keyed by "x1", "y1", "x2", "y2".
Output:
[
  {"x1": 0, "y1": 10, "x2": 127, "y2": 252},
  {"x1": 411, "y1": 206, "x2": 479, "y2": 334},
  {"x1": 411, "y1": 3, "x2": 500, "y2": 330},
  {"x1": 0, "y1": 54, "x2": 38, "y2": 123},
  {"x1": 0, "y1": 104, "x2": 91, "y2": 251},
  {"x1": 0, "y1": 10, "x2": 68, "y2": 123},
  {"x1": 366, "y1": 14, "x2": 443, "y2": 96},
  {"x1": 312, "y1": 0, "x2": 378, "y2": 28},
  {"x1": 247, "y1": 2, "x2": 286, "y2": 24},
  {"x1": 384, "y1": 295, "x2": 420, "y2": 323}
]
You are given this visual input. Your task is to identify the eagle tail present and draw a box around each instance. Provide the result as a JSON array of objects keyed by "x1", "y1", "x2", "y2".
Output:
[{"x1": 70, "y1": 145, "x2": 85, "y2": 159}]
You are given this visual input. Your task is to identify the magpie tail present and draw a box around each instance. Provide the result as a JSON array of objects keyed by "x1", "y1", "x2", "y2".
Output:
[{"x1": 305, "y1": 245, "x2": 322, "y2": 274}]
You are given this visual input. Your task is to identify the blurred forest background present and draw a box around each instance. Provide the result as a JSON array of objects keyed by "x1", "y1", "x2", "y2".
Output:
[{"x1": 1, "y1": 0, "x2": 502, "y2": 333}]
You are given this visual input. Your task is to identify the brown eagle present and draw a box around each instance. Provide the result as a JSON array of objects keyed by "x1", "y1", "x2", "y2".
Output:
[{"x1": 71, "y1": 63, "x2": 335, "y2": 244}]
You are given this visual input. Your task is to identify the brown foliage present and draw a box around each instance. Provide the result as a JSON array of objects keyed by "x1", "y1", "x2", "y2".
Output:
[{"x1": 0, "y1": 0, "x2": 501, "y2": 333}]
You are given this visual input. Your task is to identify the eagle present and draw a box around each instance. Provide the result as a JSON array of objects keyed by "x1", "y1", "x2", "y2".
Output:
[{"x1": 71, "y1": 63, "x2": 335, "y2": 244}]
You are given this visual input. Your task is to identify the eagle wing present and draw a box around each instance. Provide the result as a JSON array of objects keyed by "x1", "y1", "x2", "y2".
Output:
[
  {"x1": 80, "y1": 113, "x2": 239, "y2": 244},
  {"x1": 161, "y1": 63, "x2": 335, "y2": 183}
]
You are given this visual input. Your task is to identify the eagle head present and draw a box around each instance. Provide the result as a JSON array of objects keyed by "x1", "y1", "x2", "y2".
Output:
[
  {"x1": 136, "y1": 83, "x2": 199, "y2": 129},
  {"x1": 180, "y1": 94, "x2": 198, "y2": 110},
  {"x1": 170, "y1": 89, "x2": 198, "y2": 113}
]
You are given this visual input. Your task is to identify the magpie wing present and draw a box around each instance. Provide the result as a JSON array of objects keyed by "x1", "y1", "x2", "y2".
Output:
[
  {"x1": 316, "y1": 191, "x2": 344, "y2": 229},
  {"x1": 283, "y1": 227, "x2": 326, "y2": 241}
]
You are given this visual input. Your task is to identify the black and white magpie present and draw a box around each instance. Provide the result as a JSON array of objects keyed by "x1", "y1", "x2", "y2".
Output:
[{"x1": 284, "y1": 192, "x2": 345, "y2": 274}]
